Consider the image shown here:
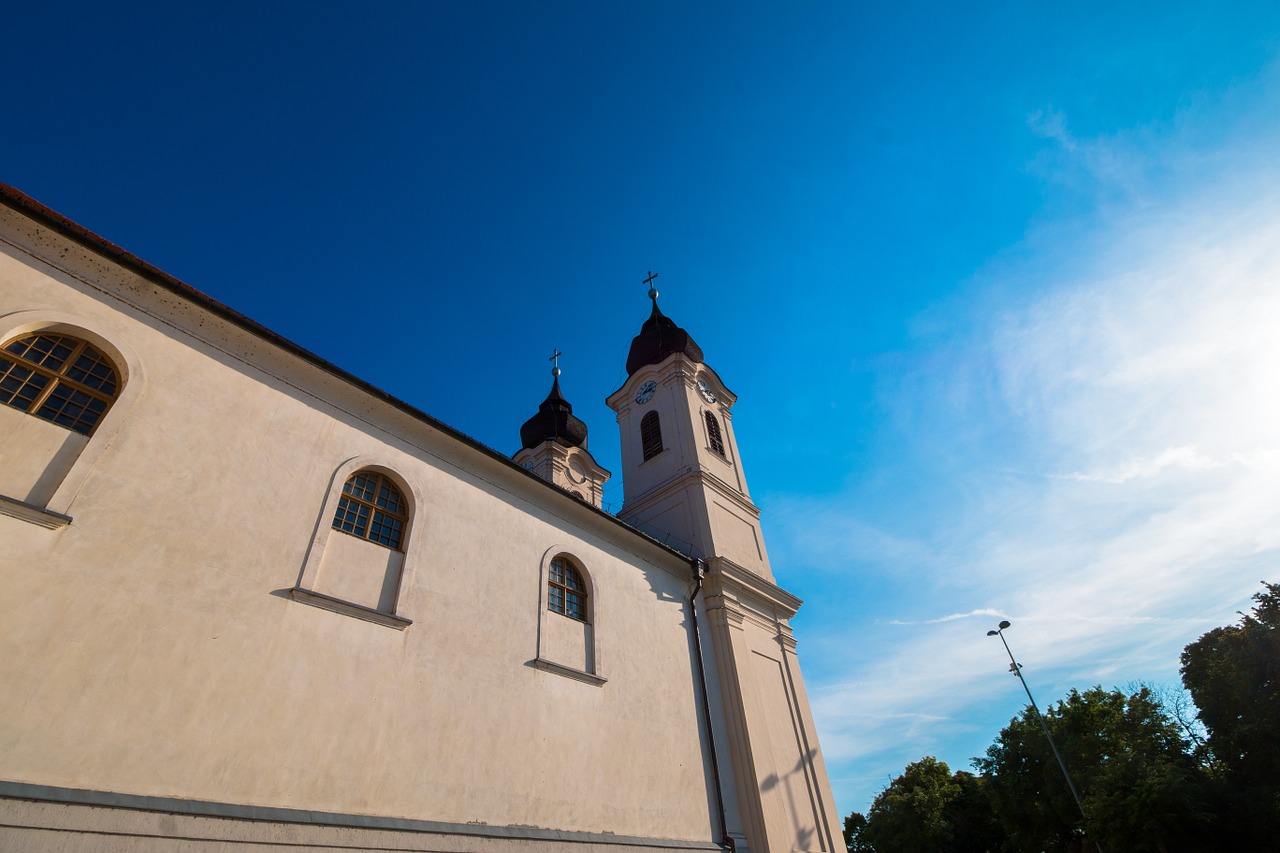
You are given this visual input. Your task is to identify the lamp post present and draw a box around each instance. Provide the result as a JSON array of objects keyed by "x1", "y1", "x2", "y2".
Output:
[{"x1": 987, "y1": 620, "x2": 1101, "y2": 853}]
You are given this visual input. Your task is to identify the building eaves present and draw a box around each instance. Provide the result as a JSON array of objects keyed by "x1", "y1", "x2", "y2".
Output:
[{"x1": 0, "y1": 182, "x2": 692, "y2": 568}]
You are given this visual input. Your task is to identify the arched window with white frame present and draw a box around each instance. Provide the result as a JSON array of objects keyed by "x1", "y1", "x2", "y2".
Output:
[
  {"x1": 0, "y1": 331, "x2": 120, "y2": 435},
  {"x1": 548, "y1": 555, "x2": 588, "y2": 622},
  {"x1": 534, "y1": 548, "x2": 604, "y2": 685},
  {"x1": 332, "y1": 469, "x2": 408, "y2": 551},
  {"x1": 0, "y1": 319, "x2": 138, "y2": 528},
  {"x1": 291, "y1": 460, "x2": 419, "y2": 629}
]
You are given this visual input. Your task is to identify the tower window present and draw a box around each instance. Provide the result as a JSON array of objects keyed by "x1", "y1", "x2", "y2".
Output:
[
  {"x1": 641, "y1": 410, "x2": 663, "y2": 461},
  {"x1": 0, "y1": 333, "x2": 120, "y2": 435},
  {"x1": 548, "y1": 556, "x2": 587, "y2": 621},
  {"x1": 705, "y1": 411, "x2": 725, "y2": 458},
  {"x1": 332, "y1": 470, "x2": 408, "y2": 550}
]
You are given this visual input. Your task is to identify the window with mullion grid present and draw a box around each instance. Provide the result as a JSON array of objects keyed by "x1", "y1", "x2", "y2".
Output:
[
  {"x1": 548, "y1": 556, "x2": 587, "y2": 622},
  {"x1": 331, "y1": 470, "x2": 408, "y2": 551},
  {"x1": 0, "y1": 333, "x2": 119, "y2": 436}
]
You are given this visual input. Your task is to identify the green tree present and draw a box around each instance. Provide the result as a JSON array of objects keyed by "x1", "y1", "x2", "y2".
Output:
[
  {"x1": 976, "y1": 686, "x2": 1208, "y2": 853},
  {"x1": 943, "y1": 770, "x2": 1002, "y2": 852},
  {"x1": 843, "y1": 810, "x2": 872, "y2": 853},
  {"x1": 853, "y1": 757, "x2": 1000, "y2": 852},
  {"x1": 1180, "y1": 581, "x2": 1280, "y2": 841}
]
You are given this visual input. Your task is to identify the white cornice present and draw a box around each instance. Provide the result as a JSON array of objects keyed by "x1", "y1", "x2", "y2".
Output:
[
  {"x1": 621, "y1": 468, "x2": 761, "y2": 523},
  {"x1": 705, "y1": 556, "x2": 802, "y2": 620}
]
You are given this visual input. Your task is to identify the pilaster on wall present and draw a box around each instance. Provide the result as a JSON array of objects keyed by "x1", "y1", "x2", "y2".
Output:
[{"x1": 700, "y1": 557, "x2": 840, "y2": 853}]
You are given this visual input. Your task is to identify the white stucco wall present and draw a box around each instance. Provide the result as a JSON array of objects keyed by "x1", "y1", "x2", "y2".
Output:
[{"x1": 0, "y1": 209, "x2": 720, "y2": 843}]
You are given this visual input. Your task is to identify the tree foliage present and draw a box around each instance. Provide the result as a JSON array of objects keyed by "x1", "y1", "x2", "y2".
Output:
[
  {"x1": 863, "y1": 757, "x2": 956, "y2": 852},
  {"x1": 846, "y1": 758, "x2": 1000, "y2": 853},
  {"x1": 842, "y1": 584, "x2": 1280, "y2": 851},
  {"x1": 976, "y1": 686, "x2": 1207, "y2": 852},
  {"x1": 1180, "y1": 581, "x2": 1279, "y2": 784},
  {"x1": 843, "y1": 810, "x2": 872, "y2": 853},
  {"x1": 1180, "y1": 581, "x2": 1280, "y2": 842}
]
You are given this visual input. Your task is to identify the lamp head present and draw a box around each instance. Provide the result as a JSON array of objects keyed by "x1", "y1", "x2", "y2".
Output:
[
  {"x1": 998, "y1": 620, "x2": 1011, "y2": 630},
  {"x1": 986, "y1": 630, "x2": 999, "y2": 636}
]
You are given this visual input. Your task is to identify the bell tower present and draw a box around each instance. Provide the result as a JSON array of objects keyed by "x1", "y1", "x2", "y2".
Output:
[
  {"x1": 607, "y1": 276, "x2": 841, "y2": 853},
  {"x1": 604, "y1": 280, "x2": 773, "y2": 580}
]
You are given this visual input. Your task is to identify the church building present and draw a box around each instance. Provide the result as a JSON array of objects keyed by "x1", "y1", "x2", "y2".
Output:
[{"x1": 0, "y1": 183, "x2": 840, "y2": 852}]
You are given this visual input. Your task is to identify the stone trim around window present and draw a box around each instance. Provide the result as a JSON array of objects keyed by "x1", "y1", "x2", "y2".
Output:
[
  {"x1": 0, "y1": 493, "x2": 71, "y2": 529},
  {"x1": 0, "y1": 311, "x2": 143, "y2": 518},
  {"x1": 293, "y1": 455, "x2": 422, "y2": 625},
  {"x1": 288, "y1": 587, "x2": 412, "y2": 630},
  {"x1": 533, "y1": 656, "x2": 608, "y2": 686}
]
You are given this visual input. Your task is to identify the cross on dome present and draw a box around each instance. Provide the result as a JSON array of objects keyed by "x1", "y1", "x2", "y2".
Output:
[
  {"x1": 519, "y1": 347, "x2": 587, "y2": 451},
  {"x1": 644, "y1": 270, "x2": 660, "y2": 301},
  {"x1": 625, "y1": 272, "x2": 704, "y2": 375}
]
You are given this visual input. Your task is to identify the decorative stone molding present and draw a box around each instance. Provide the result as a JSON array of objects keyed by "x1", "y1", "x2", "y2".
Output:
[
  {"x1": 533, "y1": 657, "x2": 608, "y2": 686},
  {"x1": 0, "y1": 494, "x2": 71, "y2": 529},
  {"x1": 705, "y1": 556, "x2": 802, "y2": 621},
  {"x1": 288, "y1": 588, "x2": 412, "y2": 630}
]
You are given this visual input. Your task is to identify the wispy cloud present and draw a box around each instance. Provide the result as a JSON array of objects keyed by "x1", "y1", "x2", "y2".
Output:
[
  {"x1": 1054, "y1": 446, "x2": 1223, "y2": 484},
  {"x1": 889, "y1": 609, "x2": 1005, "y2": 626},
  {"x1": 780, "y1": 64, "x2": 1280, "y2": 814},
  {"x1": 1027, "y1": 108, "x2": 1077, "y2": 151}
]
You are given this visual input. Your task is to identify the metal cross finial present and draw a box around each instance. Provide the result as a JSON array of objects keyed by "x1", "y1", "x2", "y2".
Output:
[
  {"x1": 644, "y1": 271, "x2": 660, "y2": 300},
  {"x1": 549, "y1": 348, "x2": 563, "y2": 377}
]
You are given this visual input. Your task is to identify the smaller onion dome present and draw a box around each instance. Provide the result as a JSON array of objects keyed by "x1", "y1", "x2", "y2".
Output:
[
  {"x1": 520, "y1": 373, "x2": 589, "y2": 450},
  {"x1": 625, "y1": 291, "x2": 704, "y2": 375}
]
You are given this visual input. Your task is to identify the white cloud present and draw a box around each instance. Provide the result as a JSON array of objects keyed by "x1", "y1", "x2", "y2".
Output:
[
  {"x1": 889, "y1": 609, "x2": 1006, "y2": 626},
  {"x1": 783, "y1": 69, "x2": 1280, "y2": 815},
  {"x1": 1027, "y1": 108, "x2": 1076, "y2": 151},
  {"x1": 1055, "y1": 446, "x2": 1223, "y2": 484}
]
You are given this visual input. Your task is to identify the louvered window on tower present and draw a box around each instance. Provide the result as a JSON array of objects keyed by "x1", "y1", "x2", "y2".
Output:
[
  {"x1": 640, "y1": 411, "x2": 663, "y2": 461},
  {"x1": 705, "y1": 411, "x2": 725, "y2": 457}
]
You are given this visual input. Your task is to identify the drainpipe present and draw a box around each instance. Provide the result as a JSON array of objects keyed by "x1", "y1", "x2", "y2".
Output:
[{"x1": 689, "y1": 558, "x2": 735, "y2": 853}]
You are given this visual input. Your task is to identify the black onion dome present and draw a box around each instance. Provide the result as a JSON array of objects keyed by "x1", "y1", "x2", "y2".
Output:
[
  {"x1": 625, "y1": 300, "x2": 704, "y2": 375},
  {"x1": 520, "y1": 376, "x2": 589, "y2": 450}
]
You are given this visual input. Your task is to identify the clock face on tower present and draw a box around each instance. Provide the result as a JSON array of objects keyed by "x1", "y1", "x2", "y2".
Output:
[
  {"x1": 697, "y1": 378, "x2": 717, "y2": 403},
  {"x1": 635, "y1": 380, "x2": 657, "y2": 404}
]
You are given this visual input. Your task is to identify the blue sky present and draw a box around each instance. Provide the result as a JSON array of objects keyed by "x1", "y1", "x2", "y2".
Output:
[{"x1": 6, "y1": 1, "x2": 1280, "y2": 817}]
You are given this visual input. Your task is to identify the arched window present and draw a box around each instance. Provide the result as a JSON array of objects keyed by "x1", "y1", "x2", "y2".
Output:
[
  {"x1": 332, "y1": 469, "x2": 408, "y2": 550},
  {"x1": 0, "y1": 332, "x2": 120, "y2": 436},
  {"x1": 548, "y1": 555, "x2": 587, "y2": 621},
  {"x1": 293, "y1": 459, "x2": 417, "y2": 628},
  {"x1": 640, "y1": 410, "x2": 663, "y2": 461},
  {"x1": 705, "y1": 410, "x2": 725, "y2": 457}
]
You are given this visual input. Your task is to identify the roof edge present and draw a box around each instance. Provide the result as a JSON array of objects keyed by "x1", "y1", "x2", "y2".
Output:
[{"x1": 0, "y1": 182, "x2": 692, "y2": 567}]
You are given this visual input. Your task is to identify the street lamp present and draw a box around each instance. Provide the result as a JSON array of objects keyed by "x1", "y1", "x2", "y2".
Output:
[{"x1": 987, "y1": 620, "x2": 1101, "y2": 853}]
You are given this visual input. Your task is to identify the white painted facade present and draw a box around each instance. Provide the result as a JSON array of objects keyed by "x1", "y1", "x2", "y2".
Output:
[{"x1": 0, "y1": 185, "x2": 839, "y2": 852}]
